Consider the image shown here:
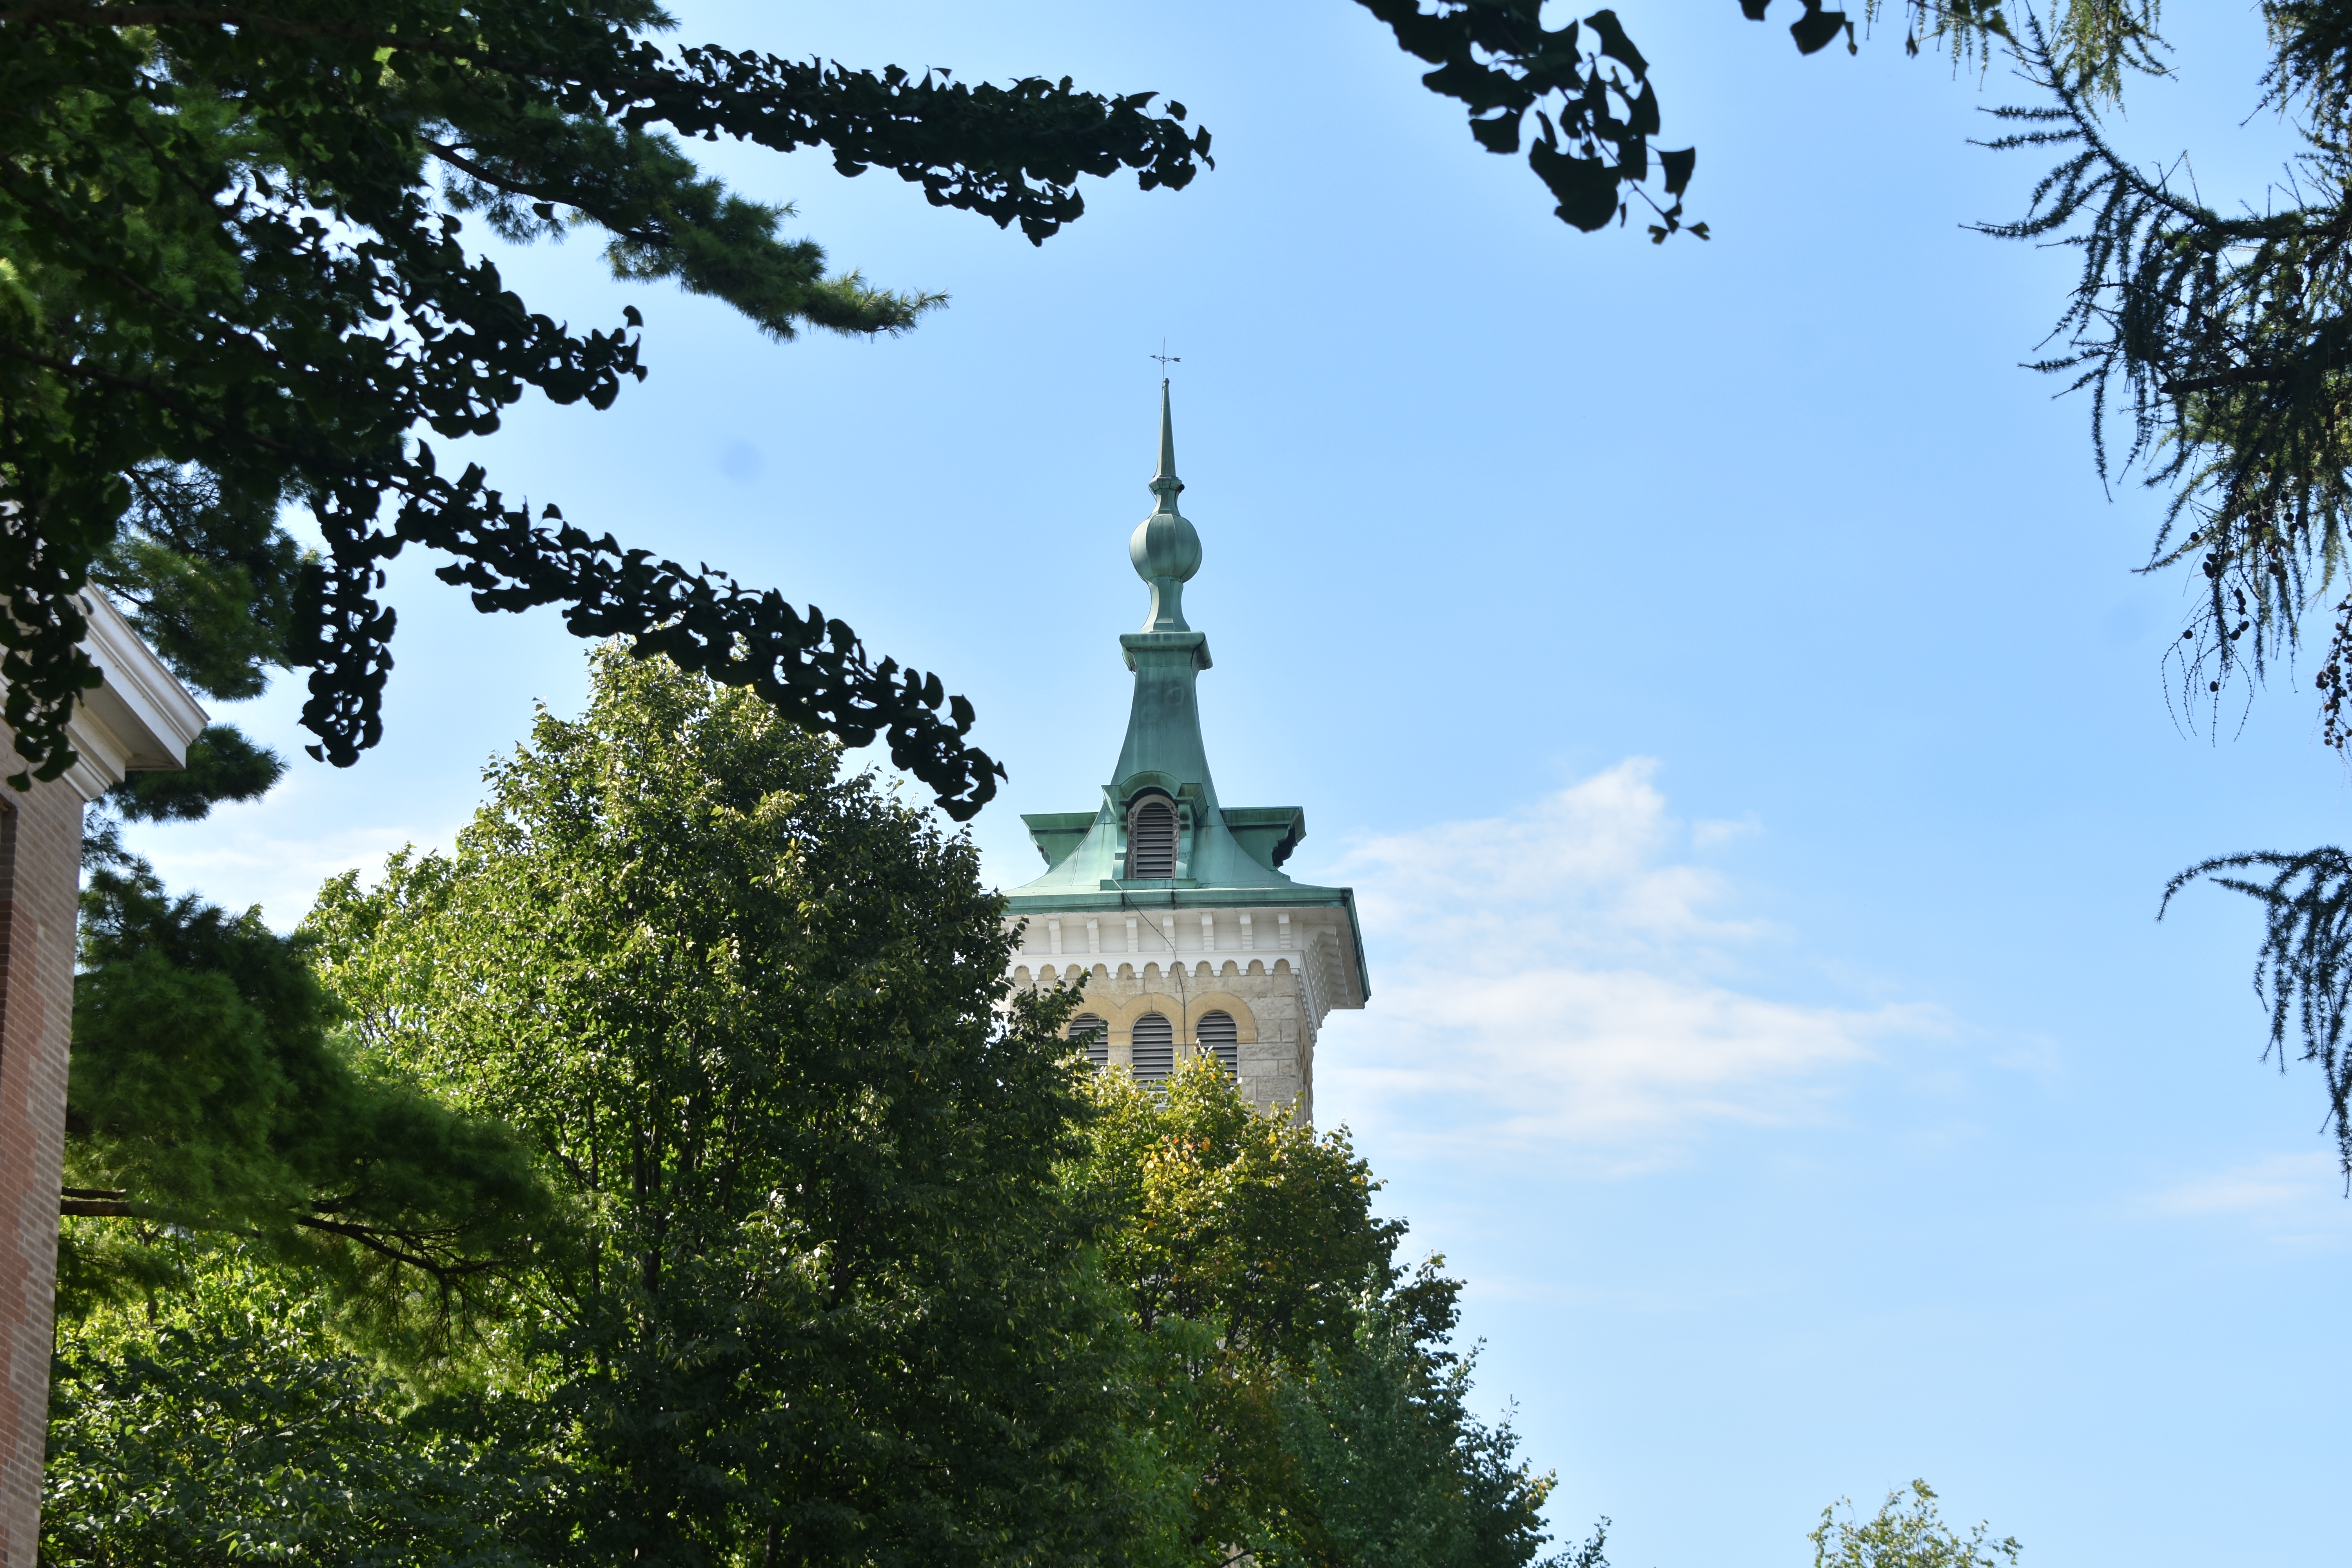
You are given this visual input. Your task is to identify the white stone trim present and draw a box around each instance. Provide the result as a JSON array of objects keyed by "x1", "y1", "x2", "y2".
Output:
[
  {"x1": 60, "y1": 593, "x2": 207, "y2": 801},
  {"x1": 1004, "y1": 902, "x2": 1363, "y2": 1020}
]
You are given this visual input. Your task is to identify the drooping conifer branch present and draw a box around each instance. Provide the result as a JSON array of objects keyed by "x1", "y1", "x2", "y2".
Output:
[{"x1": 2162, "y1": 848, "x2": 2352, "y2": 1182}]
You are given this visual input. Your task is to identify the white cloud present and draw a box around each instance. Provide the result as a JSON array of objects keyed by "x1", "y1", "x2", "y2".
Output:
[
  {"x1": 116, "y1": 788, "x2": 459, "y2": 930},
  {"x1": 2151, "y1": 1152, "x2": 2352, "y2": 1243},
  {"x1": 1321, "y1": 760, "x2": 1933, "y2": 1170},
  {"x1": 1692, "y1": 813, "x2": 1762, "y2": 850}
]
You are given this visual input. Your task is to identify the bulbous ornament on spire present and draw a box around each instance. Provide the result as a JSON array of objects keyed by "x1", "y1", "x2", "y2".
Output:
[{"x1": 1130, "y1": 379, "x2": 1202, "y2": 632}]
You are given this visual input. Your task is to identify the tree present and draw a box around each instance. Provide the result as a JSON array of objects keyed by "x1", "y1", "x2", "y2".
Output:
[
  {"x1": 1810, "y1": 1481, "x2": 2021, "y2": 1568},
  {"x1": 300, "y1": 645, "x2": 1144, "y2": 1566},
  {"x1": 0, "y1": 0, "x2": 1749, "y2": 814},
  {"x1": 1854, "y1": 1, "x2": 2352, "y2": 1180},
  {"x1": 1265, "y1": 1303, "x2": 1583, "y2": 1568},
  {"x1": 61, "y1": 819, "x2": 554, "y2": 1350},
  {"x1": 0, "y1": 0, "x2": 1215, "y2": 809},
  {"x1": 44, "y1": 1242, "x2": 547, "y2": 1568},
  {"x1": 1068, "y1": 1055, "x2": 1581, "y2": 1568}
]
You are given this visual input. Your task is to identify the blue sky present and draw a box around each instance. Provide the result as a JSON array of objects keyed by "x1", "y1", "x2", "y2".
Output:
[{"x1": 123, "y1": 4, "x2": 2352, "y2": 1563}]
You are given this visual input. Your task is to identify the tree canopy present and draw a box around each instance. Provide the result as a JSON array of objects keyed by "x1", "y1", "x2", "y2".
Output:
[
  {"x1": 1069, "y1": 1056, "x2": 1577, "y2": 1568},
  {"x1": 1809, "y1": 1481, "x2": 2020, "y2": 1568},
  {"x1": 50, "y1": 645, "x2": 1589, "y2": 1567},
  {"x1": 2, "y1": 0, "x2": 1224, "y2": 809},
  {"x1": 298, "y1": 646, "x2": 1140, "y2": 1564},
  {"x1": 62, "y1": 821, "x2": 554, "y2": 1350},
  {"x1": 1875, "y1": 1, "x2": 2352, "y2": 1177},
  {"x1": 0, "y1": 0, "x2": 1786, "y2": 817}
]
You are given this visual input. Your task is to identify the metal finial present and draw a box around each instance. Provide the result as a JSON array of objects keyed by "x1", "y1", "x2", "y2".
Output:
[
  {"x1": 1149, "y1": 376, "x2": 1183, "y2": 511},
  {"x1": 1131, "y1": 373, "x2": 1200, "y2": 631}
]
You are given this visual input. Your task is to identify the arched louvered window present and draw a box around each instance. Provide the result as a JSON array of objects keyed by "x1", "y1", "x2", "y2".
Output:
[
  {"x1": 1197, "y1": 1011, "x2": 1239, "y2": 1076},
  {"x1": 1067, "y1": 1013, "x2": 1110, "y2": 1070},
  {"x1": 1130, "y1": 1012, "x2": 1174, "y2": 1082},
  {"x1": 1127, "y1": 797, "x2": 1177, "y2": 880}
]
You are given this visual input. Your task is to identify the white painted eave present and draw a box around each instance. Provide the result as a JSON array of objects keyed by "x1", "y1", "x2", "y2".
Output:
[{"x1": 60, "y1": 592, "x2": 208, "y2": 800}]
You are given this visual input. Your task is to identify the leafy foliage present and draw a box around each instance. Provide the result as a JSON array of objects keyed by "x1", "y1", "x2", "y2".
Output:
[
  {"x1": 1265, "y1": 1304, "x2": 1581, "y2": 1568},
  {"x1": 1348, "y1": 2, "x2": 2170, "y2": 248},
  {"x1": 303, "y1": 646, "x2": 1144, "y2": 1566},
  {"x1": 64, "y1": 828, "x2": 554, "y2": 1347},
  {"x1": 1810, "y1": 1481, "x2": 2020, "y2": 1568},
  {"x1": 1951, "y1": 6, "x2": 2352, "y2": 739},
  {"x1": 93, "y1": 459, "x2": 305, "y2": 703},
  {"x1": 45, "y1": 1245, "x2": 550, "y2": 1568},
  {"x1": 1348, "y1": 2, "x2": 1708, "y2": 240},
  {"x1": 0, "y1": 2, "x2": 1214, "y2": 812},
  {"x1": 1071, "y1": 1055, "x2": 1575, "y2": 1568},
  {"x1": 1858, "y1": 2, "x2": 2164, "y2": 100},
  {"x1": 1074, "y1": 1053, "x2": 1409, "y2": 1361}
]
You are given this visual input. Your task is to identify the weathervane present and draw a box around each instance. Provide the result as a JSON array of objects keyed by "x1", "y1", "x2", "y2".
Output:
[{"x1": 1150, "y1": 341, "x2": 1180, "y2": 376}]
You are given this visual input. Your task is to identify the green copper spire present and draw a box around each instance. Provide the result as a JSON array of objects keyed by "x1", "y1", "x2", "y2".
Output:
[
  {"x1": 1129, "y1": 379, "x2": 1202, "y2": 633},
  {"x1": 1113, "y1": 379, "x2": 1214, "y2": 799}
]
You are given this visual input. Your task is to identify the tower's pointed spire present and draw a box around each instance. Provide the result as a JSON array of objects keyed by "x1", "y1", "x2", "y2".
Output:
[
  {"x1": 1149, "y1": 377, "x2": 1185, "y2": 513},
  {"x1": 1130, "y1": 378, "x2": 1201, "y2": 633}
]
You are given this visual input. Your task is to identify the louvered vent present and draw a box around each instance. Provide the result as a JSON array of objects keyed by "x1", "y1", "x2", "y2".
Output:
[
  {"x1": 1130, "y1": 1012, "x2": 1174, "y2": 1082},
  {"x1": 1067, "y1": 1013, "x2": 1110, "y2": 1070},
  {"x1": 1197, "y1": 1011, "x2": 1239, "y2": 1076},
  {"x1": 1128, "y1": 798, "x2": 1177, "y2": 880}
]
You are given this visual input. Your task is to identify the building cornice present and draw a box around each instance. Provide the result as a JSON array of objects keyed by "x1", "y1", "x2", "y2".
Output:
[
  {"x1": 1002, "y1": 883, "x2": 1354, "y2": 913},
  {"x1": 60, "y1": 593, "x2": 207, "y2": 801},
  {"x1": 1004, "y1": 886, "x2": 1370, "y2": 1009}
]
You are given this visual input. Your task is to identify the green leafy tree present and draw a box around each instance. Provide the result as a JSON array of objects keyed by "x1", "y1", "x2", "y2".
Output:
[
  {"x1": 100, "y1": 722, "x2": 283, "y2": 824},
  {"x1": 44, "y1": 1242, "x2": 550, "y2": 1568},
  {"x1": 301, "y1": 645, "x2": 1146, "y2": 1566},
  {"x1": 0, "y1": 0, "x2": 1218, "y2": 808},
  {"x1": 1810, "y1": 1481, "x2": 2020, "y2": 1568},
  {"x1": 64, "y1": 700, "x2": 553, "y2": 1343},
  {"x1": 1070, "y1": 1056, "x2": 1578, "y2": 1568},
  {"x1": 61, "y1": 821, "x2": 554, "y2": 1349},
  {"x1": 1265, "y1": 1303, "x2": 1581, "y2": 1568}
]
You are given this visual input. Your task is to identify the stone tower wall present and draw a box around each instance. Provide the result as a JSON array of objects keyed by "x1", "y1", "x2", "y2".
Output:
[{"x1": 1013, "y1": 956, "x2": 1317, "y2": 1122}]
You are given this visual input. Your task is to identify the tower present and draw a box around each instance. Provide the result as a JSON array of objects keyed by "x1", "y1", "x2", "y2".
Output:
[{"x1": 1004, "y1": 383, "x2": 1368, "y2": 1120}]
